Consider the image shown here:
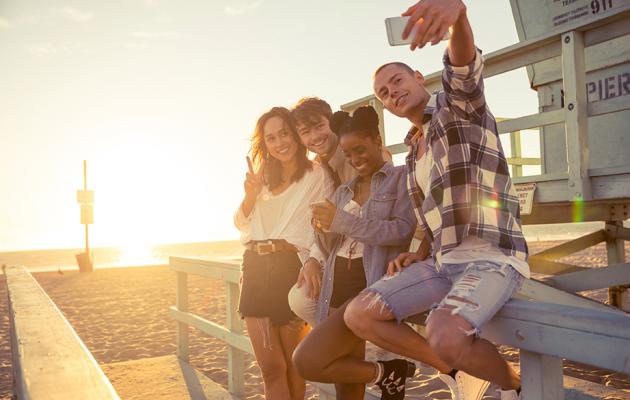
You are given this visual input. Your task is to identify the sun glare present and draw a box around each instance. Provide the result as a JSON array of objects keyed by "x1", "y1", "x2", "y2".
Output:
[{"x1": 115, "y1": 243, "x2": 158, "y2": 267}]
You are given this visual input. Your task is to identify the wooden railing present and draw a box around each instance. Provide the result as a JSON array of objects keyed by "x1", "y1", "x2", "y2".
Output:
[
  {"x1": 168, "y1": 256, "x2": 341, "y2": 398},
  {"x1": 341, "y1": 4, "x2": 630, "y2": 207},
  {"x1": 170, "y1": 256, "x2": 630, "y2": 400},
  {"x1": 495, "y1": 118, "x2": 542, "y2": 178},
  {"x1": 3, "y1": 265, "x2": 119, "y2": 400}
]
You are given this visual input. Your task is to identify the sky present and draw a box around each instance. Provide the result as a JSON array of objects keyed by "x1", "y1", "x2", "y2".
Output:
[{"x1": 0, "y1": 1, "x2": 540, "y2": 252}]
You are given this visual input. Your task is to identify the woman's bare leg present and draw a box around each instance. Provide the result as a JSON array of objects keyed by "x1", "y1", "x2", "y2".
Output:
[
  {"x1": 246, "y1": 317, "x2": 291, "y2": 399},
  {"x1": 293, "y1": 303, "x2": 376, "y2": 385},
  {"x1": 333, "y1": 339, "x2": 366, "y2": 400},
  {"x1": 277, "y1": 319, "x2": 310, "y2": 400}
]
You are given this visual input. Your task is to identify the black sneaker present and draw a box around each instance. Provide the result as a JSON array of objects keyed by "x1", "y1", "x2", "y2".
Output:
[{"x1": 375, "y1": 359, "x2": 416, "y2": 400}]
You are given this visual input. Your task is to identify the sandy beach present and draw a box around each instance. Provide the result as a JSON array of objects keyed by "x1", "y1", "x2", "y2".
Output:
[{"x1": 1, "y1": 240, "x2": 629, "y2": 399}]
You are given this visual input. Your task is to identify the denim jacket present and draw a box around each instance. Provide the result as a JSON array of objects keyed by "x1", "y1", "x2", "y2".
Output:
[{"x1": 315, "y1": 162, "x2": 416, "y2": 322}]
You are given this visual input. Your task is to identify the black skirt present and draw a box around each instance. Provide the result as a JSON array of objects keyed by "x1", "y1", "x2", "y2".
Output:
[
  {"x1": 330, "y1": 256, "x2": 367, "y2": 309},
  {"x1": 238, "y1": 248, "x2": 301, "y2": 326}
]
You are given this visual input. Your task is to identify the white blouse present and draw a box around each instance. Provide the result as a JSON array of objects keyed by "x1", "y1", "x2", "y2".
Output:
[
  {"x1": 335, "y1": 200, "x2": 364, "y2": 259},
  {"x1": 234, "y1": 164, "x2": 334, "y2": 265}
]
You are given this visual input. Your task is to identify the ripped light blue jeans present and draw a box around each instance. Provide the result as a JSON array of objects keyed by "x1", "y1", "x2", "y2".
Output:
[{"x1": 366, "y1": 259, "x2": 524, "y2": 336}]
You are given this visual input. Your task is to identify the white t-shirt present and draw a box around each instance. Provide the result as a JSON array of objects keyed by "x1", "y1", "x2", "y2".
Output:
[{"x1": 234, "y1": 164, "x2": 334, "y2": 264}]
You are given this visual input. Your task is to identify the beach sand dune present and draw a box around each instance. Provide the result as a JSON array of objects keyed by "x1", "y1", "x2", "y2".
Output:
[{"x1": 1, "y1": 240, "x2": 629, "y2": 399}]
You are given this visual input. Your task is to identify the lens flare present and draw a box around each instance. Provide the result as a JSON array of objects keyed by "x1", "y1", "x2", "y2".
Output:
[{"x1": 572, "y1": 195, "x2": 584, "y2": 222}]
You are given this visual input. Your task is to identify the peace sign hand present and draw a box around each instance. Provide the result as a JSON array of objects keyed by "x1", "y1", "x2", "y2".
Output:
[{"x1": 244, "y1": 156, "x2": 264, "y2": 199}]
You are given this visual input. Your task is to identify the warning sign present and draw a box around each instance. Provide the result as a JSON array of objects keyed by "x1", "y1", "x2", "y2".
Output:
[{"x1": 515, "y1": 183, "x2": 537, "y2": 215}]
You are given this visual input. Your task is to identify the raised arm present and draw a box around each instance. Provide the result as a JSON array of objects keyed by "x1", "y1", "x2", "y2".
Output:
[{"x1": 446, "y1": 5, "x2": 475, "y2": 67}]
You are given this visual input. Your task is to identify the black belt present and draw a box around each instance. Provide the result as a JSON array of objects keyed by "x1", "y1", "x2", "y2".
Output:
[{"x1": 245, "y1": 240, "x2": 297, "y2": 256}]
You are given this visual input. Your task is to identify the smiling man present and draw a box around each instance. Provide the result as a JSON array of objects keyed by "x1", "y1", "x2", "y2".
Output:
[{"x1": 291, "y1": 97, "x2": 353, "y2": 188}]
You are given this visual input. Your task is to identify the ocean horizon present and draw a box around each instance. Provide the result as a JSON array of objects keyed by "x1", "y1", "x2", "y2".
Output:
[
  {"x1": 0, "y1": 221, "x2": 616, "y2": 273},
  {"x1": 0, "y1": 240, "x2": 245, "y2": 273}
]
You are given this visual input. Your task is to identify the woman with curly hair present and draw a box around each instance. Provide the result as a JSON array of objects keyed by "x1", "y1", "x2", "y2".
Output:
[{"x1": 234, "y1": 106, "x2": 333, "y2": 399}]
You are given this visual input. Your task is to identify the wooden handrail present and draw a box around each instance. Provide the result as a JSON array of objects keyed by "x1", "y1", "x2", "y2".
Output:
[{"x1": 4, "y1": 265, "x2": 119, "y2": 400}]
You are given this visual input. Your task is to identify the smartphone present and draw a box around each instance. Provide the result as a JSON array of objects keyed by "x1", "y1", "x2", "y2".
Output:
[{"x1": 385, "y1": 16, "x2": 450, "y2": 46}]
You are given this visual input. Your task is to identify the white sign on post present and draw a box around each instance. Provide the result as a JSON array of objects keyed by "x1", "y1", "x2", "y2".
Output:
[
  {"x1": 77, "y1": 190, "x2": 94, "y2": 224},
  {"x1": 515, "y1": 183, "x2": 536, "y2": 215}
]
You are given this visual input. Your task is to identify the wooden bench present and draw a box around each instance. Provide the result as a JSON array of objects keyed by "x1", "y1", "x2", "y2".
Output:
[{"x1": 3, "y1": 265, "x2": 119, "y2": 400}]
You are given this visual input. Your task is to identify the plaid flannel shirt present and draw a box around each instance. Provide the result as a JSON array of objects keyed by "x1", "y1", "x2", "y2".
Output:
[{"x1": 405, "y1": 48, "x2": 528, "y2": 267}]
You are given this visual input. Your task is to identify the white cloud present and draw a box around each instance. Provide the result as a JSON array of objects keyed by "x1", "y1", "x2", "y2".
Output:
[
  {"x1": 132, "y1": 31, "x2": 188, "y2": 39},
  {"x1": 57, "y1": 7, "x2": 94, "y2": 23},
  {"x1": 15, "y1": 15, "x2": 40, "y2": 25},
  {"x1": 27, "y1": 44, "x2": 61, "y2": 56},
  {"x1": 0, "y1": 16, "x2": 12, "y2": 29},
  {"x1": 26, "y1": 43, "x2": 83, "y2": 56},
  {"x1": 124, "y1": 42, "x2": 150, "y2": 50},
  {"x1": 224, "y1": 0, "x2": 263, "y2": 16}
]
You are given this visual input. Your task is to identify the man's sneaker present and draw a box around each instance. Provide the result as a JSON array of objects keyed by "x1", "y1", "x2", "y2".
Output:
[
  {"x1": 498, "y1": 389, "x2": 521, "y2": 400},
  {"x1": 375, "y1": 359, "x2": 416, "y2": 400},
  {"x1": 438, "y1": 370, "x2": 490, "y2": 400}
]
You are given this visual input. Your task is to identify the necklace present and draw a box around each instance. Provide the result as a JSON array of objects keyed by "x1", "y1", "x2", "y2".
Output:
[{"x1": 354, "y1": 177, "x2": 370, "y2": 205}]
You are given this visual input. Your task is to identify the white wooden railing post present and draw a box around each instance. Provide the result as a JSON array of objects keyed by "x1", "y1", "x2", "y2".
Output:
[
  {"x1": 176, "y1": 271, "x2": 189, "y2": 361},
  {"x1": 520, "y1": 350, "x2": 564, "y2": 400},
  {"x1": 510, "y1": 130, "x2": 523, "y2": 177},
  {"x1": 562, "y1": 30, "x2": 591, "y2": 201},
  {"x1": 226, "y1": 281, "x2": 245, "y2": 396}
]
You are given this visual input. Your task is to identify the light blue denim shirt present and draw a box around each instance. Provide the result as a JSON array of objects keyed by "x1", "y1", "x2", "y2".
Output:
[{"x1": 315, "y1": 162, "x2": 416, "y2": 322}]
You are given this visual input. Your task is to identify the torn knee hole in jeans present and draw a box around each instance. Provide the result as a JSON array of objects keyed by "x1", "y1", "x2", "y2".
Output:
[
  {"x1": 359, "y1": 290, "x2": 394, "y2": 318},
  {"x1": 431, "y1": 302, "x2": 481, "y2": 337},
  {"x1": 441, "y1": 273, "x2": 482, "y2": 314},
  {"x1": 444, "y1": 295, "x2": 478, "y2": 308},
  {"x1": 434, "y1": 274, "x2": 483, "y2": 337},
  {"x1": 473, "y1": 262, "x2": 509, "y2": 277}
]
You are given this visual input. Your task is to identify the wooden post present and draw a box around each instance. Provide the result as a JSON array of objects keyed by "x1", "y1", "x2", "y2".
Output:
[
  {"x1": 510, "y1": 130, "x2": 523, "y2": 177},
  {"x1": 176, "y1": 271, "x2": 189, "y2": 361},
  {"x1": 76, "y1": 160, "x2": 94, "y2": 272},
  {"x1": 84, "y1": 160, "x2": 89, "y2": 256},
  {"x1": 606, "y1": 221, "x2": 626, "y2": 307},
  {"x1": 562, "y1": 30, "x2": 591, "y2": 201},
  {"x1": 520, "y1": 350, "x2": 564, "y2": 400},
  {"x1": 226, "y1": 281, "x2": 245, "y2": 396}
]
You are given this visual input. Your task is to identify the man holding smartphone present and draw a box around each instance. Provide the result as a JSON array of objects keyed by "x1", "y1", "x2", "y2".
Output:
[
  {"x1": 343, "y1": 1, "x2": 528, "y2": 399},
  {"x1": 289, "y1": 97, "x2": 349, "y2": 306},
  {"x1": 293, "y1": 1, "x2": 528, "y2": 400},
  {"x1": 290, "y1": 98, "x2": 394, "y2": 305}
]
